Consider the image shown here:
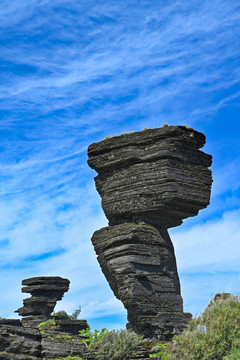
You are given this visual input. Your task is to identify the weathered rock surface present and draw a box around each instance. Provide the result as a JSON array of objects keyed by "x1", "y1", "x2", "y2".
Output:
[
  {"x1": 15, "y1": 276, "x2": 70, "y2": 324},
  {"x1": 0, "y1": 321, "x2": 88, "y2": 360},
  {"x1": 88, "y1": 126, "x2": 212, "y2": 339},
  {"x1": 0, "y1": 321, "x2": 149, "y2": 360},
  {"x1": 0, "y1": 321, "x2": 41, "y2": 358},
  {"x1": 41, "y1": 332, "x2": 88, "y2": 358},
  {"x1": 92, "y1": 222, "x2": 191, "y2": 339},
  {"x1": 0, "y1": 277, "x2": 90, "y2": 359},
  {"x1": 88, "y1": 126, "x2": 212, "y2": 228},
  {"x1": 54, "y1": 319, "x2": 89, "y2": 335}
]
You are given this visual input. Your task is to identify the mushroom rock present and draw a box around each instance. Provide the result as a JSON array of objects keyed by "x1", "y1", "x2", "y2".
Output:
[
  {"x1": 88, "y1": 126, "x2": 212, "y2": 339},
  {"x1": 15, "y1": 276, "x2": 70, "y2": 325}
]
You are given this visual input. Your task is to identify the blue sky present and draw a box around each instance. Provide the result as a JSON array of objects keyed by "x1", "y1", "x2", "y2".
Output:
[{"x1": 0, "y1": 0, "x2": 240, "y2": 330}]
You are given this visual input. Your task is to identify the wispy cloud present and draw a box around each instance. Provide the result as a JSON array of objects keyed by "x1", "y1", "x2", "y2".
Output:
[
  {"x1": 170, "y1": 209, "x2": 240, "y2": 314},
  {"x1": 1, "y1": 0, "x2": 239, "y2": 118},
  {"x1": 171, "y1": 209, "x2": 240, "y2": 273}
]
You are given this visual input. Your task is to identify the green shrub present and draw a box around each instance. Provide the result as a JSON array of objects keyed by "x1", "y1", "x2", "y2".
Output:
[
  {"x1": 79, "y1": 327, "x2": 109, "y2": 346},
  {"x1": 70, "y1": 306, "x2": 81, "y2": 320},
  {"x1": 55, "y1": 334, "x2": 72, "y2": 341},
  {"x1": 46, "y1": 294, "x2": 240, "y2": 360},
  {"x1": 149, "y1": 343, "x2": 171, "y2": 359},
  {"x1": 88, "y1": 329, "x2": 145, "y2": 360},
  {"x1": 223, "y1": 346, "x2": 240, "y2": 360},
  {"x1": 38, "y1": 319, "x2": 57, "y2": 332},
  {"x1": 52, "y1": 310, "x2": 72, "y2": 319},
  {"x1": 104, "y1": 134, "x2": 114, "y2": 139},
  {"x1": 52, "y1": 306, "x2": 81, "y2": 320},
  {"x1": 165, "y1": 293, "x2": 240, "y2": 360},
  {"x1": 49, "y1": 357, "x2": 83, "y2": 360}
]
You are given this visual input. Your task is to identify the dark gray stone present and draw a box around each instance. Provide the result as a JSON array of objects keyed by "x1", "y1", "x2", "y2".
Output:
[
  {"x1": 0, "y1": 322, "x2": 89, "y2": 359},
  {"x1": 1, "y1": 276, "x2": 89, "y2": 359},
  {"x1": 0, "y1": 319, "x2": 22, "y2": 326},
  {"x1": 0, "y1": 324, "x2": 41, "y2": 357},
  {"x1": 55, "y1": 319, "x2": 89, "y2": 335},
  {"x1": 41, "y1": 332, "x2": 87, "y2": 358},
  {"x1": 92, "y1": 222, "x2": 191, "y2": 339},
  {"x1": 88, "y1": 126, "x2": 212, "y2": 339},
  {"x1": 0, "y1": 318, "x2": 89, "y2": 359},
  {"x1": 0, "y1": 353, "x2": 40, "y2": 360},
  {"x1": 15, "y1": 276, "x2": 70, "y2": 321},
  {"x1": 88, "y1": 126, "x2": 212, "y2": 228}
]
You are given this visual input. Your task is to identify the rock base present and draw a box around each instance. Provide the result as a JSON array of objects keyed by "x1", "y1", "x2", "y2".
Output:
[{"x1": 0, "y1": 318, "x2": 89, "y2": 360}]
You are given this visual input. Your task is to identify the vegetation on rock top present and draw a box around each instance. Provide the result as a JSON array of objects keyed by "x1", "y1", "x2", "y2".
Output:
[
  {"x1": 47, "y1": 293, "x2": 240, "y2": 360},
  {"x1": 151, "y1": 293, "x2": 240, "y2": 360}
]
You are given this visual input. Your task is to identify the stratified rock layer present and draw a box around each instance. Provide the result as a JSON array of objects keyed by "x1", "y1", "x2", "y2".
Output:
[
  {"x1": 88, "y1": 126, "x2": 212, "y2": 228},
  {"x1": 88, "y1": 126, "x2": 212, "y2": 339},
  {"x1": 15, "y1": 276, "x2": 70, "y2": 322},
  {"x1": 92, "y1": 223, "x2": 191, "y2": 339},
  {"x1": 15, "y1": 276, "x2": 70, "y2": 319},
  {"x1": 0, "y1": 319, "x2": 88, "y2": 360},
  {"x1": 0, "y1": 277, "x2": 90, "y2": 359}
]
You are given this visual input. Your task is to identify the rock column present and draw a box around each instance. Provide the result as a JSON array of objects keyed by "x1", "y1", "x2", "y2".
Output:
[
  {"x1": 88, "y1": 126, "x2": 212, "y2": 339},
  {"x1": 15, "y1": 276, "x2": 70, "y2": 326}
]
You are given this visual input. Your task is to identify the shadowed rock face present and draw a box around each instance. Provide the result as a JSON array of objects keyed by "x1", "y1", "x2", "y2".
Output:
[
  {"x1": 88, "y1": 126, "x2": 212, "y2": 339},
  {"x1": 15, "y1": 276, "x2": 70, "y2": 323}
]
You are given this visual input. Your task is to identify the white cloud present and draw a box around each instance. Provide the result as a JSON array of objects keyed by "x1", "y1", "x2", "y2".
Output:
[
  {"x1": 169, "y1": 209, "x2": 240, "y2": 315},
  {"x1": 211, "y1": 157, "x2": 240, "y2": 198},
  {"x1": 181, "y1": 271, "x2": 240, "y2": 316},
  {"x1": 171, "y1": 209, "x2": 240, "y2": 272},
  {"x1": 0, "y1": 0, "x2": 239, "y2": 126}
]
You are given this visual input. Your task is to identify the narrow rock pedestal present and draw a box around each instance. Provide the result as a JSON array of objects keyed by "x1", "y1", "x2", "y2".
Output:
[{"x1": 88, "y1": 126, "x2": 212, "y2": 339}]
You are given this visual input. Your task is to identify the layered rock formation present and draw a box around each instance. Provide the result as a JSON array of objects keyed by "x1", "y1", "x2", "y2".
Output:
[
  {"x1": 0, "y1": 277, "x2": 89, "y2": 360},
  {"x1": 88, "y1": 125, "x2": 212, "y2": 339},
  {"x1": 15, "y1": 276, "x2": 70, "y2": 326},
  {"x1": 0, "y1": 318, "x2": 88, "y2": 360}
]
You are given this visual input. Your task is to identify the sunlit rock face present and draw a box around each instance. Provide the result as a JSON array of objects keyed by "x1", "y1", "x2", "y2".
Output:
[{"x1": 88, "y1": 126, "x2": 212, "y2": 339}]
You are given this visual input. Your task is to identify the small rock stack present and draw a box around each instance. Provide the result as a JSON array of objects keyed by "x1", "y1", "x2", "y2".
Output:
[
  {"x1": 15, "y1": 276, "x2": 70, "y2": 326},
  {"x1": 0, "y1": 276, "x2": 89, "y2": 360},
  {"x1": 88, "y1": 125, "x2": 212, "y2": 339}
]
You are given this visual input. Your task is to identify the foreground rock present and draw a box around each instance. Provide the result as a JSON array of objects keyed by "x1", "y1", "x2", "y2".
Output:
[
  {"x1": 0, "y1": 276, "x2": 89, "y2": 359},
  {"x1": 0, "y1": 319, "x2": 150, "y2": 359},
  {"x1": 0, "y1": 319, "x2": 88, "y2": 360},
  {"x1": 88, "y1": 126, "x2": 212, "y2": 339}
]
